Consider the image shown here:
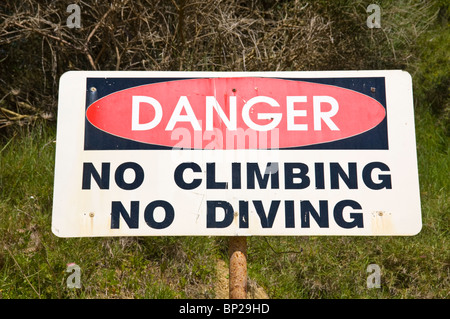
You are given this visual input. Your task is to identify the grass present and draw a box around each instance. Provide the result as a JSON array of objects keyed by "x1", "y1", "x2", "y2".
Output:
[{"x1": 0, "y1": 102, "x2": 448, "y2": 299}]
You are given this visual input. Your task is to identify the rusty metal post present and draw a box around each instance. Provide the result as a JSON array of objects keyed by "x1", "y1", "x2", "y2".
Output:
[{"x1": 229, "y1": 236, "x2": 247, "y2": 299}]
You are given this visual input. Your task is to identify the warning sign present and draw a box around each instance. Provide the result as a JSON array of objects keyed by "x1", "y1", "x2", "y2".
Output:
[{"x1": 52, "y1": 70, "x2": 421, "y2": 237}]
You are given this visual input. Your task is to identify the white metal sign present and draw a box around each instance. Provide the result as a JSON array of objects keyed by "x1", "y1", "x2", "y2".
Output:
[{"x1": 52, "y1": 70, "x2": 421, "y2": 237}]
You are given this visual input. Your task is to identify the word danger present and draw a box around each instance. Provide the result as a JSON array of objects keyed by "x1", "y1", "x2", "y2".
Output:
[
  {"x1": 81, "y1": 160, "x2": 392, "y2": 230},
  {"x1": 131, "y1": 95, "x2": 340, "y2": 132}
]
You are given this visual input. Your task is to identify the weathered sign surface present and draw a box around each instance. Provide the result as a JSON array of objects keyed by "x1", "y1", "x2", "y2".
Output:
[{"x1": 52, "y1": 70, "x2": 421, "y2": 237}]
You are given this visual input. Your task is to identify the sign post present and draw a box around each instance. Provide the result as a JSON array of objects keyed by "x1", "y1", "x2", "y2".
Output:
[
  {"x1": 52, "y1": 70, "x2": 422, "y2": 298},
  {"x1": 229, "y1": 236, "x2": 247, "y2": 299}
]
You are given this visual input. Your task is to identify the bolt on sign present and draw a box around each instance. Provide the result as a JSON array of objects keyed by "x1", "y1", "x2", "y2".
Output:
[{"x1": 52, "y1": 71, "x2": 421, "y2": 237}]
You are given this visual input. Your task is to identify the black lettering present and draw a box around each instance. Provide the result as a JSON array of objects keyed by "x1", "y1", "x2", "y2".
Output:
[
  {"x1": 144, "y1": 200, "x2": 174, "y2": 229},
  {"x1": 207, "y1": 163, "x2": 227, "y2": 189},
  {"x1": 232, "y1": 162, "x2": 241, "y2": 189},
  {"x1": 239, "y1": 200, "x2": 248, "y2": 228},
  {"x1": 247, "y1": 162, "x2": 279, "y2": 189},
  {"x1": 300, "y1": 200, "x2": 329, "y2": 228},
  {"x1": 314, "y1": 162, "x2": 325, "y2": 189},
  {"x1": 115, "y1": 162, "x2": 144, "y2": 190},
  {"x1": 284, "y1": 163, "x2": 310, "y2": 189},
  {"x1": 333, "y1": 199, "x2": 363, "y2": 228},
  {"x1": 285, "y1": 200, "x2": 295, "y2": 228},
  {"x1": 206, "y1": 201, "x2": 234, "y2": 228},
  {"x1": 363, "y1": 162, "x2": 392, "y2": 190},
  {"x1": 253, "y1": 200, "x2": 280, "y2": 228},
  {"x1": 330, "y1": 162, "x2": 358, "y2": 189},
  {"x1": 82, "y1": 162, "x2": 110, "y2": 189},
  {"x1": 111, "y1": 201, "x2": 139, "y2": 229}
]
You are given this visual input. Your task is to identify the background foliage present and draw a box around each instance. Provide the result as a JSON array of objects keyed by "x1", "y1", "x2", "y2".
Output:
[{"x1": 0, "y1": 0, "x2": 448, "y2": 299}]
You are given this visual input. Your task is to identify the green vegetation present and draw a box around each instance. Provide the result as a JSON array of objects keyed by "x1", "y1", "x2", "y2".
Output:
[{"x1": 0, "y1": 0, "x2": 448, "y2": 299}]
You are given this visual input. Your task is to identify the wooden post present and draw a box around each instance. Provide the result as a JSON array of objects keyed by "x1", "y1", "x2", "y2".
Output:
[{"x1": 229, "y1": 236, "x2": 247, "y2": 299}]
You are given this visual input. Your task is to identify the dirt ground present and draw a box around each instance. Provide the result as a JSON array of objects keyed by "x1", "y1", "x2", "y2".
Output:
[{"x1": 215, "y1": 259, "x2": 269, "y2": 299}]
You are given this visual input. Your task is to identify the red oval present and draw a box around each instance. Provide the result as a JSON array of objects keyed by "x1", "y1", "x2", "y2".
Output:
[{"x1": 86, "y1": 78, "x2": 386, "y2": 149}]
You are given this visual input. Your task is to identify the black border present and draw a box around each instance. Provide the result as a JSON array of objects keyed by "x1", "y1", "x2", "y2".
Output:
[{"x1": 84, "y1": 77, "x2": 388, "y2": 150}]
